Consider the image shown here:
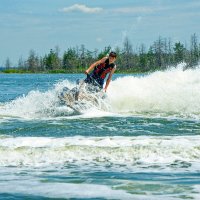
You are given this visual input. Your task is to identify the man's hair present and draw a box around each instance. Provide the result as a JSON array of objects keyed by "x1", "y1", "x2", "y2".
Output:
[{"x1": 109, "y1": 51, "x2": 117, "y2": 58}]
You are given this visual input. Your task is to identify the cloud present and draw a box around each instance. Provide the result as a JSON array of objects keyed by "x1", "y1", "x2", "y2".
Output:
[
  {"x1": 113, "y1": 7, "x2": 154, "y2": 14},
  {"x1": 61, "y1": 4, "x2": 103, "y2": 14}
]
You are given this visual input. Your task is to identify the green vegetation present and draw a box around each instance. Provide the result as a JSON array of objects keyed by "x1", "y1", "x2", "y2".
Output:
[{"x1": 2, "y1": 34, "x2": 200, "y2": 74}]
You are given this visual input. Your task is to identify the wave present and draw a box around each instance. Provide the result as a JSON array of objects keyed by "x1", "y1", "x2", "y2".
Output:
[
  {"x1": 0, "y1": 180, "x2": 135, "y2": 200},
  {"x1": 109, "y1": 64, "x2": 200, "y2": 118},
  {"x1": 0, "y1": 135, "x2": 200, "y2": 171},
  {"x1": 1, "y1": 64, "x2": 200, "y2": 119},
  {"x1": 0, "y1": 79, "x2": 104, "y2": 119},
  {"x1": 0, "y1": 78, "x2": 112, "y2": 120}
]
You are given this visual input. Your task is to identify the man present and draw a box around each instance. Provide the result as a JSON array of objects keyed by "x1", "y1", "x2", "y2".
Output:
[{"x1": 84, "y1": 52, "x2": 117, "y2": 92}]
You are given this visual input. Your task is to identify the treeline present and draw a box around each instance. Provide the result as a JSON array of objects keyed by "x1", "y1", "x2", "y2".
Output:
[{"x1": 3, "y1": 33, "x2": 200, "y2": 73}]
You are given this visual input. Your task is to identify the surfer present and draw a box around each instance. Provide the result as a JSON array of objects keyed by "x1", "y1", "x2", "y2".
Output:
[{"x1": 84, "y1": 51, "x2": 117, "y2": 92}]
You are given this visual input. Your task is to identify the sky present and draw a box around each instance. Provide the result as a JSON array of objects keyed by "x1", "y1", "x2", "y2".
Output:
[{"x1": 0, "y1": 0, "x2": 200, "y2": 65}]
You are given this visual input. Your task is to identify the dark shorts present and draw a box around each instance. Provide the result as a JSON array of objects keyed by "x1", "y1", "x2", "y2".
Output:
[{"x1": 84, "y1": 74, "x2": 104, "y2": 88}]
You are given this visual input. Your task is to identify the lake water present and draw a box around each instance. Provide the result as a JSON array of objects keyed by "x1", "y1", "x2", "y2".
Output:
[{"x1": 0, "y1": 68, "x2": 200, "y2": 199}]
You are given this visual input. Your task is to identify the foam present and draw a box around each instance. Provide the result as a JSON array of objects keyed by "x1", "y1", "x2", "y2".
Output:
[
  {"x1": 0, "y1": 80, "x2": 73, "y2": 119},
  {"x1": 0, "y1": 136, "x2": 199, "y2": 171},
  {"x1": 108, "y1": 64, "x2": 200, "y2": 118},
  {"x1": 0, "y1": 79, "x2": 111, "y2": 120},
  {"x1": 0, "y1": 180, "x2": 133, "y2": 199},
  {"x1": 1, "y1": 65, "x2": 200, "y2": 119}
]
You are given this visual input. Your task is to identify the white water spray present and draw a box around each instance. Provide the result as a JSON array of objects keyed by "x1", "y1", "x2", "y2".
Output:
[
  {"x1": 109, "y1": 64, "x2": 200, "y2": 118},
  {"x1": 1, "y1": 64, "x2": 200, "y2": 119}
]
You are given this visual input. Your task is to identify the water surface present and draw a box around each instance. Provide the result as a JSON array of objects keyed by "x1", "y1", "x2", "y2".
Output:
[{"x1": 0, "y1": 70, "x2": 200, "y2": 199}]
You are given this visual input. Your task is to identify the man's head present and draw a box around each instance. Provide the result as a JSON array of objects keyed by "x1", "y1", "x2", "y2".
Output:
[{"x1": 109, "y1": 51, "x2": 117, "y2": 63}]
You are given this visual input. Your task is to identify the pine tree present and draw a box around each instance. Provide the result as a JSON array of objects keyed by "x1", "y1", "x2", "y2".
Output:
[
  {"x1": 173, "y1": 42, "x2": 186, "y2": 64},
  {"x1": 5, "y1": 57, "x2": 11, "y2": 69}
]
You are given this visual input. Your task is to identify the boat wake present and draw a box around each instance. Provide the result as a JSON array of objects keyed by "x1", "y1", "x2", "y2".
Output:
[
  {"x1": 0, "y1": 135, "x2": 200, "y2": 172},
  {"x1": 108, "y1": 64, "x2": 200, "y2": 119},
  {"x1": 1, "y1": 64, "x2": 200, "y2": 120},
  {"x1": 0, "y1": 78, "x2": 111, "y2": 120}
]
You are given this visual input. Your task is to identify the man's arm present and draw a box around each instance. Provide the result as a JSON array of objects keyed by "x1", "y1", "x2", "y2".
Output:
[
  {"x1": 104, "y1": 67, "x2": 116, "y2": 92},
  {"x1": 85, "y1": 57, "x2": 107, "y2": 74}
]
